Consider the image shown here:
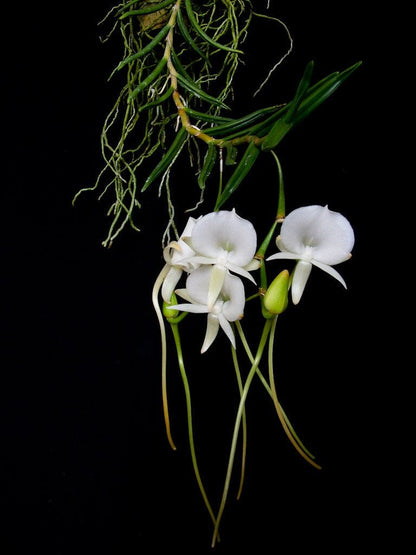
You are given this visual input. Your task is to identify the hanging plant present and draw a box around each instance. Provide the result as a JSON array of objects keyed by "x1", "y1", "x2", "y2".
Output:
[{"x1": 75, "y1": 0, "x2": 361, "y2": 546}]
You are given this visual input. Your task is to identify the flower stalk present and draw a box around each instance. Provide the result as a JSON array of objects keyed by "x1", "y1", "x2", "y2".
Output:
[
  {"x1": 211, "y1": 318, "x2": 273, "y2": 547},
  {"x1": 267, "y1": 316, "x2": 321, "y2": 469},
  {"x1": 169, "y1": 322, "x2": 219, "y2": 533},
  {"x1": 230, "y1": 340, "x2": 248, "y2": 501}
]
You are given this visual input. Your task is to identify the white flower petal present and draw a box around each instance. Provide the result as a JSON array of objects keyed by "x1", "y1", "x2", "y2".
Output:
[
  {"x1": 190, "y1": 209, "x2": 257, "y2": 267},
  {"x1": 163, "y1": 216, "x2": 200, "y2": 269},
  {"x1": 184, "y1": 255, "x2": 217, "y2": 265},
  {"x1": 201, "y1": 314, "x2": 220, "y2": 353},
  {"x1": 163, "y1": 241, "x2": 180, "y2": 264},
  {"x1": 221, "y1": 274, "x2": 245, "y2": 321},
  {"x1": 185, "y1": 266, "x2": 212, "y2": 305},
  {"x1": 171, "y1": 239, "x2": 198, "y2": 266},
  {"x1": 207, "y1": 264, "x2": 227, "y2": 310},
  {"x1": 174, "y1": 288, "x2": 193, "y2": 302},
  {"x1": 181, "y1": 216, "x2": 200, "y2": 237},
  {"x1": 168, "y1": 302, "x2": 209, "y2": 314},
  {"x1": 226, "y1": 262, "x2": 257, "y2": 284},
  {"x1": 279, "y1": 205, "x2": 354, "y2": 264},
  {"x1": 218, "y1": 313, "x2": 236, "y2": 349},
  {"x1": 184, "y1": 266, "x2": 246, "y2": 318},
  {"x1": 291, "y1": 260, "x2": 312, "y2": 305},
  {"x1": 276, "y1": 206, "x2": 321, "y2": 254},
  {"x1": 266, "y1": 252, "x2": 300, "y2": 262},
  {"x1": 275, "y1": 235, "x2": 285, "y2": 251},
  {"x1": 161, "y1": 266, "x2": 183, "y2": 302},
  {"x1": 244, "y1": 258, "x2": 261, "y2": 272},
  {"x1": 311, "y1": 259, "x2": 348, "y2": 288},
  {"x1": 267, "y1": 205, "x2": 354, "y2": 302}
]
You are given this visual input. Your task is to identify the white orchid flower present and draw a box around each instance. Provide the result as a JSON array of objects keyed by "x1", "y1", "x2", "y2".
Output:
[
  {"x1": 161, "y1": 216, "x2": 200, "y2": 303},
  {"x1": 170, "y1": 266, "x2": 246, "y2": 353},
  {"x1": 266, "y1": 205, "x2": 355, "y2": 304},
  {"x1": 185, "y1": 209, "x2": 259, "y2": 310}
]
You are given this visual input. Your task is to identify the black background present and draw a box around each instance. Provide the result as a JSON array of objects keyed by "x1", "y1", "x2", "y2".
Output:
[{"x1": 2, "y1": 2, "x2": 393, "y2": 554}]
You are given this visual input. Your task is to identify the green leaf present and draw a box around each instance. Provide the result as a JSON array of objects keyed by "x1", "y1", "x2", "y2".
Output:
[
  {"x1": 176, "y1": 73, "x2": 229, "y2": 109},
  {"x1": 285, "y1": 60, "x2": 314, "y2": 121},
  {"x1": 294, "y1": 61, "x2": 362, "y2": 123},
  {"x1": 184, "y1": 0, "x2": 243, "y2": 54},
  {"x1": 215, "y1": 141, "x2": 260, "y2": 210},
  {"x1": 184, "y1": 108, "x2": 233, "y2": 124},
  {"x1": 138, "y1": 86, "x2": 174, "y2": 113},
  {"x1": 142, "y1": 127, "x2": 187, "y2": 191},
  {"x1": 119, "y1": 0, "x2": 175, "y2": 18},
  {"x1": 198, "y1": 143, "x2": 218, "y2": 189},
  {"x1": 225, "y1": 144, "x2": 238, "y2": 165},
  {"x1": 128, "y1": 57, "x2": 168, "y2": 102},
  {"x1": 115, "y1": 23, "x2": 171, "y2": 71},
  {"x1": 262, "y1": 61, "x2": 361, "y2": 150},
  {"x1": 177, "y1": 9, "x2": 210, "y2": 64},
  {"x1": 207, "y1": 104, "x2": 286, "y2": 139},
  {"x1": 261, "y1": 61, "x2": 313, "y2": 151},
  {"x1": 261, "y1": 119, "x2": 292, "y2": 151}
]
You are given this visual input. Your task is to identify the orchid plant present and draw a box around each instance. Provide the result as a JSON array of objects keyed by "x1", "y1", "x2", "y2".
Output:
[{"x1": 76, "y1": 0, "x2": 360, "y2": 547}]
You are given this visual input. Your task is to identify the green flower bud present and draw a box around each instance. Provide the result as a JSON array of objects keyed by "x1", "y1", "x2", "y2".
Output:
[
  {"x1": 263, "y1": 270, "x2": 290, "y2": 315},
  {"x1": 163, "y1": 293, "x2": 188, "y2": 324},
  {"x1": 163, "y1": 292, "x2": 180, "y2": 320}
]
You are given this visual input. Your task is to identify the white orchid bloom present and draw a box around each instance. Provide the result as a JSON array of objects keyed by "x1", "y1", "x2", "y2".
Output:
[
  {"x1": 186, "y1": 209, "x2": 259, "y2": 310},
  {"x1": 266, "y1": 205, "x2": 355, "y2": 305},
  {"x1": 161, "y1": 216, "x2": 200, "y2": 303},
  {"x1": 170, "y1": 266, "x2": 246, "y2": 353}
]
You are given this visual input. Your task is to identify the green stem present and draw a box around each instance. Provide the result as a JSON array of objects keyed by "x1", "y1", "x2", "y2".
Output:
[
  {"x1": 270, "y1": 150, "x2": 285, "y2": 221},
  {"x1": 170, "y1": 323, "x2": 219, "y2": 533},
  {"x1": 236, "y1": 320, "x2": 318, "y2": 463},
  {"x1": 211, "y1": 319, "x2": 273, "y2": 547},
  {"x1": 230, "y1": 342, "x2": 247, "y2": 501},
  {"x1": 235, "y1": 321, "x2": 272, "y2": 396},
  {"x1": 267, "y1": 317, "x2": 321, "y2": 469}
]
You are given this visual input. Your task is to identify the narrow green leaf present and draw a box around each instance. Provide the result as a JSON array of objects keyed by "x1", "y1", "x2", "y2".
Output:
[
  {"x1": 128, "y1": 57, "x2": 168, "y2": 102},
  {"x1": 184, "y1": 107, "x2": 233, "y2": 124},
  {"x1": 177, "y1": 9, "x2": 210, "y2": 64},
  {"x1": 285, "y1": 60, "x2": 314, "y2": 121},
  {"x1": 138, "y1": 86, "x2": 174, "y2": 113},
  {"x1": 206, "y1": 104, "x2": 286, "y2": 138},
  {"x1": 240, "y1": 106, "x2": 290, "y2": 140},
  {"x1": 198, "y1": 143, "x2": 218, "y2": 189},
  {"x1": 294, "y1": 61, "x2": 362, "y2": 123},
  {"x1": 176, "y1": 73, "x2": 229, "y2": 109},
  {"x1": 215, "y1": 141, "x2": 260, "y2": 210},
  {"x1": 262, "y1": 61, "x2": 361, "y2": 149},
  {"x1": 170, "y1": 49, "x2": 195, "y2": 83},
  {"x1": 142, "y1": 127, "x2": 187, "y2": 191},
  {"x1": 261, "y1": 119, "x2": 292, "y2": 151},
  {"x1": 184, "y1": 0, "x2": 243, "y2": 54},
  {"x1": 262, "y1": 60, "x2": 313, "y2": 150},
  {"x1": 119, "y1": 0, "x2": 175, "y2": 19},
  {"x1": 225, "y1": 144, "x2": 238, "y2": 165},
  {"x1": 116, "y1": 23, "x2": 171, "y2": 71}
]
